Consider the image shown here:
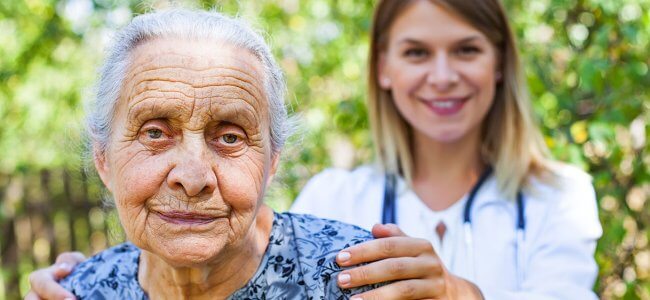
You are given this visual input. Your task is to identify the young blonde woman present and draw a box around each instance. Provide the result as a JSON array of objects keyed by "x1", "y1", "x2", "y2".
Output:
[{"x1": 28, "y1": 0, "x2": 601, "y2": 299}]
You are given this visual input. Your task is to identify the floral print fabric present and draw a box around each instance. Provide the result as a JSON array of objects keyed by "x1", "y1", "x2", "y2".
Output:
[{"x1": 61, "y1": 212, "x2": 378, "y2": 299}]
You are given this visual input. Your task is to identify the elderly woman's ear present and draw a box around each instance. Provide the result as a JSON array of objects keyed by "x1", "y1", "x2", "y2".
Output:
[
  {"x1": 266, "y1": 153, "x2": 281, "y2": 187},
  {"x1": 93, "y1": 146, "x2": 112, "y2": 193}
]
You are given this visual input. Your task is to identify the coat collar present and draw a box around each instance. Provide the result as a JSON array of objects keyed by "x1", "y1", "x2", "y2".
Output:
[{"x1": 395, "y1": 173, "x2": 509, "y2": 211}]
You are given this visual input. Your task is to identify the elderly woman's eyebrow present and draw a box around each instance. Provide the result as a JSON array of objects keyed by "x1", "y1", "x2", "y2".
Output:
[
  {"x1": 126, "y1": 92, "x2": 261, "y2": 131},
  {"x1": 126, "y1": 94, "x2": 188, "y2": 124},
  {"x1": 206, "y1": 97, "x2": 260, "y2": 130}
]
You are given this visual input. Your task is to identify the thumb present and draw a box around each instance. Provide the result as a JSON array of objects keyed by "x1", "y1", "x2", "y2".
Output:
[{"x1": 371, "y1": 223, "x2": 407, "y2": 238}]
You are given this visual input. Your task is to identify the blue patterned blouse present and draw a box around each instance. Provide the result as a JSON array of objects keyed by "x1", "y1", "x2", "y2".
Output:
[{"x1": 61, "y1": 212, "x2": 379, "y2": 299}]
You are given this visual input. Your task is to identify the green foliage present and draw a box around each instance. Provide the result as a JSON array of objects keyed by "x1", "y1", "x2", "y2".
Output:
[
  {"x1": 507, "y1": 1, "x2": 650, "y2": 297},
  {"x1": 0, "y1": 0, "x2": 648, "y2": 299}
]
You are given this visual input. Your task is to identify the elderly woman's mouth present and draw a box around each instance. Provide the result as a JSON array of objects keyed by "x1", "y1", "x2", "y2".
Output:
[{"x1": 155, "y1": 211, "x2": 220, "y2": 225}]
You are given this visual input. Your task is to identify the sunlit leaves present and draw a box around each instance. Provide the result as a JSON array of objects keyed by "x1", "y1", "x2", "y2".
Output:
[{"x1": 0, "y1": 0, "x2": 649, "y2": 298}]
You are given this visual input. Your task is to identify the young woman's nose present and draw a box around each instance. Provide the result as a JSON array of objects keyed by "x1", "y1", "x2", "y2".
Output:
[
  {"x1": 425, "y1": 53, "x2": 459, "y2": 90},
  {"x1": 166, "y1": 141, "x2": 217, "y2": 197}
]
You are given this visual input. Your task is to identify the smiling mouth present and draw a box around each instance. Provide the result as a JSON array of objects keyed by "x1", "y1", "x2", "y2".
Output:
[
  {"x1": 155, "y1": 211, "x2": 219, "y2": 225},
  {"x1": 420, "y1": 96, "x2": 471, "y2": 116}
]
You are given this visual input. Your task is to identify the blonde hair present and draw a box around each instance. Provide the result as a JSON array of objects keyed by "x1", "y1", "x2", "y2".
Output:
[{"x1": 367, "y1": 0, "x2": 552, "y2": 199}]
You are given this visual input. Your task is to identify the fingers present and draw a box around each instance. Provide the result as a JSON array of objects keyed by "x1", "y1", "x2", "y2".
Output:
[
  {"x1": 336, "y1": 236, "x2": 447, "y2": 299},
  {"x1": 337, "y1": 237, "x2": 435, "y2": 267},
  {"x1": 52, "y1": 263, "x2": 75, "y2": 281},
  {"x1": 55, "y1": 252, "x2": 85, "y2": 266},
  {"x1": 371, "y1": 223, "x2": 406, "y2": 239},
  {"x1": 26, "y1": 253, "x2": 82, "y2": 300},
  {"x1": 24, "y1": 291, "x2": 41, "y2": 300},
  {"x1": 337, "y1": 257, "x2": 442, "y2": 289},
  {"x1": 350, "y1": 278, "x2": 446, "y2": 300},
  {"x1": 28, "y1": 265, "x2": 76, "y2": 300}
]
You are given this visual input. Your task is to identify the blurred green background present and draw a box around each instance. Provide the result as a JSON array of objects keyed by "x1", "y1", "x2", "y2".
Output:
[{"x1": 0, "y1": 0, "x2": 648, "y2": 299}]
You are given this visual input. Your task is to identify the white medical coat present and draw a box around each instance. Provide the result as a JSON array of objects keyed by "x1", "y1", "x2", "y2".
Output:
[{"x1": 290, "y1": 164, "x2": 602, "y2": 300}]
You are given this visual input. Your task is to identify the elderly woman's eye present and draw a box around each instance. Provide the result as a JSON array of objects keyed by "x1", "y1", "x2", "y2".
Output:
[
  {"x1": 147, "y1": 129, "x2": 163, "y2": 139},
  {"x1": 221, "y1": 134, "x2": 239, "y2": 144}
]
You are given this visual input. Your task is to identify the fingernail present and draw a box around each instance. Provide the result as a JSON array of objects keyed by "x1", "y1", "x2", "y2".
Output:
[
  {"x1": 64, "y1": 298, "x2": 75, "y2": 300},
  {"x1": 337, "y1": 251, "x2": 351, "y2": 262},
  {"x1": 338, "y1": 273, "x2": 350, "y2": 285},
  {"x1": 351, "y1": 297, "x2": 362, "y2": 300},
  {"x1": 58, "y1": 263, "x2": 70, "y2": 271}
]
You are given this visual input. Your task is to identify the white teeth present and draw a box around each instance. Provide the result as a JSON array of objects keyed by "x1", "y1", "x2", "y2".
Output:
[{"x1": 432, "y1": 101, "x2": 455, "y2": 108}]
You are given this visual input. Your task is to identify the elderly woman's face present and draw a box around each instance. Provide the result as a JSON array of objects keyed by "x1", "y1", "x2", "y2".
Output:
[{"x1": 95, "y1": 38, "x2": 276, "y2": 266}]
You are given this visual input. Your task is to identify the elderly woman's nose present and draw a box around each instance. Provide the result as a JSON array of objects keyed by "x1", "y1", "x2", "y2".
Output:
[
  {"x1": 166, "y1": 148, "x2": 218, "y2": 197},
  {"x1": 425, "y1": 54, "x2": 459, "y2": 90}
]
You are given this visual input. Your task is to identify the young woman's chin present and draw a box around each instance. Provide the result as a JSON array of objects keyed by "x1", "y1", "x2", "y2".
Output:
[
  {"x1": 427, "y1": 131, "x2": 467, "y2": 144},
  {"x1": 411, "y1": 120, "x2": 478, "y2": 145}
]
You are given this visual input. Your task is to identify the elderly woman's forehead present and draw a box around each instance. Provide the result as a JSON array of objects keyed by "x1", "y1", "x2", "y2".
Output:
[
  {"x1": 119, "y1": 38, "x2": 271, "y2": 120},
  {"x1": 128, "y1": 37, "x2": 266, "y2": 80}
]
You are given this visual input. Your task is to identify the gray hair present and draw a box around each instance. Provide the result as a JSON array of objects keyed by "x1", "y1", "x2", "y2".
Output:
[{"x1": 88, "y1": 9, "x2": 288, "y2": 155}]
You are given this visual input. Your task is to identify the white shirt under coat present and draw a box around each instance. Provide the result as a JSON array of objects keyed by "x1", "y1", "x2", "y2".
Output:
[{"x1": 290, "y1": 164, "x2": 602, "y2": 300}]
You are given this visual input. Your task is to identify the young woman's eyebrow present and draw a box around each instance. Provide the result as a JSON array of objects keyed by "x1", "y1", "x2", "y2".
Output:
[
  {"x1": 397, "y1": 38, "x2": 428, "y2": 46},
  {"x1": 455, "y1": 36, "x2": 484, "y2": 44},
  {"x1": 397, "y1": 35, "x2": 484, "y2": 46}
]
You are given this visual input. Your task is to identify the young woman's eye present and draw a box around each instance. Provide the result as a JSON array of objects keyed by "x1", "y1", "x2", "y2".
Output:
[
  {"x1": 147, "y1": 129, "x2": 163, "y2": 139},
  {"x1": 456, "y1": 46, "x2": 481, "y2": 56},
  {"x1": 404, "y1": 48, "x2": 428, "y2": 58},
  {"x1": 221, "y1": 134, "x2": 239, "y2": 144}
]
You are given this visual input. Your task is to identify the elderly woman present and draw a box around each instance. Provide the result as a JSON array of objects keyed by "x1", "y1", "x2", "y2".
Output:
[{"x1": 60, "y1": 9, "x2": 379, "y2": 299}]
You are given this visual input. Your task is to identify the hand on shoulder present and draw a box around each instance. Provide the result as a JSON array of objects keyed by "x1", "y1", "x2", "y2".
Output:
[
  {"x1": 26, "y1": 252, "x2": 85, "y2": 300},
  {"x1": 335, "y1": 224, "x2": 484, "y2": 300}
]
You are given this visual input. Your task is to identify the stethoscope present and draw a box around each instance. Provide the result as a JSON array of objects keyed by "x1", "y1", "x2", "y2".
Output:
[{"x1": 382, "y1": 167, "x2": 527, "y2": 288}]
